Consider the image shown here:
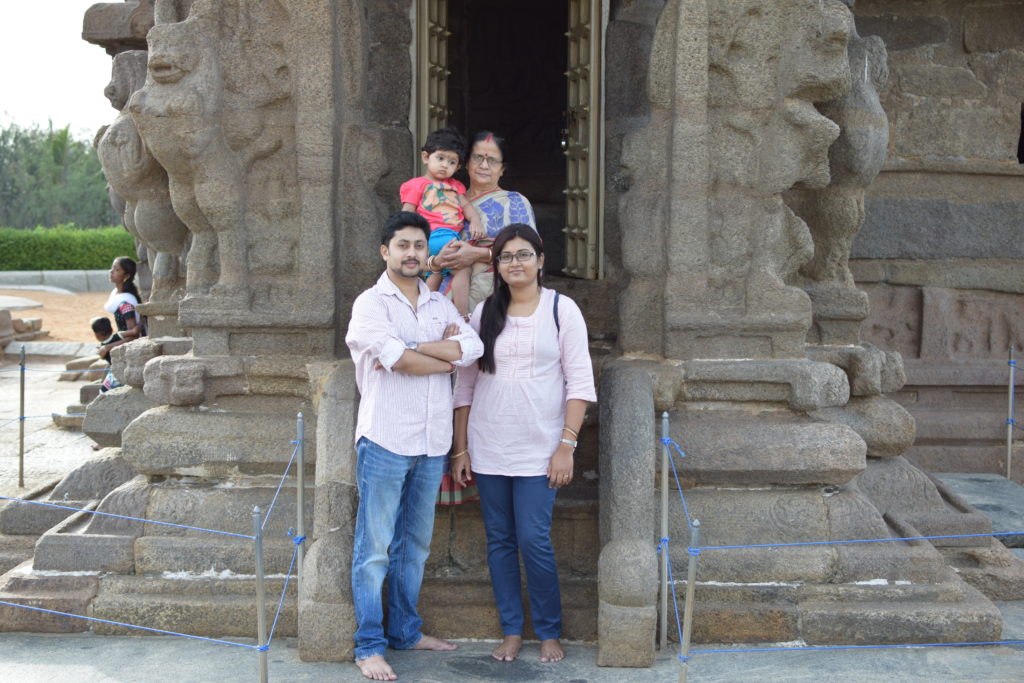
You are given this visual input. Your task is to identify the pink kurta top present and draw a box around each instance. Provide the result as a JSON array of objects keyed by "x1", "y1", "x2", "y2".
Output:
[{"x1": 454, "y1": 288, "x2": 596, "y2": 476}]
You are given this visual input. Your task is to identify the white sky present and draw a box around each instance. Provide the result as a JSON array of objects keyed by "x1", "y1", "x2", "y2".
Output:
[{"x1": 0, "y1": 1, "x2": 118, "y2": 138}]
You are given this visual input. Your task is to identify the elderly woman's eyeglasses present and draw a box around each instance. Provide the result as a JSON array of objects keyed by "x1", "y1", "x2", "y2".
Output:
[
  {"x1": 469, "y1": 153, "x2": 502, "y2": 167},
  {"x1": 497, "y1": 250, "x2": 536, "y2": 264}
]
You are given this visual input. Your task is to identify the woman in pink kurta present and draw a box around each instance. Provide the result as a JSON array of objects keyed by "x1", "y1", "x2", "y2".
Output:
[{"x1": 453, "y1": 224, "x2": 596, "y2": 664}]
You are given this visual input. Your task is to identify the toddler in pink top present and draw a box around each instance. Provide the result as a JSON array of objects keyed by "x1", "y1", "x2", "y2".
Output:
[{"x1": 400, "y1": 127, "x2": 485, "y2": 316}]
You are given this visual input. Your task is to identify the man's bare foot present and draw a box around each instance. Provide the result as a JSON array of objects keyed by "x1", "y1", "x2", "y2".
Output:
[
  {"x1": 492, "y1": 635, "x2": 522, "y2": 662},
  {"x1": 356, "y1": 654, "x2": 397, "y2": 681},
  {"x1": 412, "y1": 634, "x2": 457, "y2": 651},
  {"x1": 539, "y1": 638, "x2": 565, "y2": 662}
]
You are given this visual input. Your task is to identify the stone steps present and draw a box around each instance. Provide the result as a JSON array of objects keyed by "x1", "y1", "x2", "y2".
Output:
[
  {"x1": 933, "y1": 474, "x2": 1024, "y2": 547},
  {"x1": 90, "y1": 574, "x2": 297, "y2": 638},
  {"x1": 0, "y1": 534, "x2": 38, "y2": 576},
  {"x1": 420, "y1": 575, "x2": 598, "y2": 641},
  {"x1": 0, "y1": 560, "x2": 99, "y2": 633}
]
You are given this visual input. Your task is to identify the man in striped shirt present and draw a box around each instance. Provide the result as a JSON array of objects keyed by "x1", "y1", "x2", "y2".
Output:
[{"x1": 345, "y1": 211, "x2": 483, "y2": 681}]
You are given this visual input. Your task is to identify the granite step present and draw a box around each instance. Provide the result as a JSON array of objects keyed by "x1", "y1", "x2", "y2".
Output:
[
  {"x1": 90, "y1": 574, "x2": 297, "y2": 638},
  {"x1": 933, "y1": 473, "x2": 1024, "y2": 547},
  {"x1": 0, "y1": 560, "x2": 99, "y2": 633}
]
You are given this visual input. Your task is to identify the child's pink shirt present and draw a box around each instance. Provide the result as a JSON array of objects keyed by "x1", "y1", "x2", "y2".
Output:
[{"x1": 400, "y1": 176, "x2": 467, "y2": 233}]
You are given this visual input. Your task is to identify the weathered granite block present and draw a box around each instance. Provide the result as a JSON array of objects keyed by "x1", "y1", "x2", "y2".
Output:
[
  {"x1": 669, "y1": 409, "x2": 866, "y2": 486},
  {"x1": 82, "y1": 386, "x2": 156, "y2": 448},
  {"x1": 811, "y1": 395, "x2": 915, "y2": 458}
]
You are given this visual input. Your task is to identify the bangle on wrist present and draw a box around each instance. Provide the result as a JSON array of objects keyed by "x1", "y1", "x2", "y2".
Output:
[
  {"x1": 451, "y1": 450, "x2": 468, "y2": 459},
  {"x1": 559, "y1": 438, "x2": 577, "y2": 449},
  {"x1": 562, "y1": 425, "x2": 579, "y2": 438}
]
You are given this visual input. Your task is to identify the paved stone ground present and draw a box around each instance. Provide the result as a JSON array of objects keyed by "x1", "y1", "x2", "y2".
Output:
[
  {"x1": 0, "y1": 632, "x2": 1022, "y2": 682},
  {"x1": 0, "y1": 358, "x2": 94, "y2": 499}
]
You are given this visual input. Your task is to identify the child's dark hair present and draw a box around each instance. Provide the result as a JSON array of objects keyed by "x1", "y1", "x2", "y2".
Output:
[
  {"x1": 478, "y1": 224, "x2": 544, "y2": 374},
  {"x1": 422, "y1": 126, "x2": 466, "y2": 164},
  {"x1": 90, "y1": 316, "x2": 113, "y2": 337},
  {"x1": 114, "y1": 256, "x2": 141, "y2": 301},
  {"x1": 381, "y1": 211, "x2": 430, "y2": 246}
]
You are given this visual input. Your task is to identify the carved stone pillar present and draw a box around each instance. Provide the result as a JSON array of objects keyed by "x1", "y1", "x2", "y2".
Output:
[{"x1": 605, "y1": 0, "x2": 1002, "y2": 661}]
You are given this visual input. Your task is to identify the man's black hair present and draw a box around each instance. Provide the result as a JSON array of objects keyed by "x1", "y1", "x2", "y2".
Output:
[
  {"x1": 90, "y1": 316, "x2": 113, "y2": 336},
  {"x1": 381, "y1": 211, "x2": 430, "y2": 246},
  {"x1": 421, "y1": 126, "x2": 466, "y2": 164}
]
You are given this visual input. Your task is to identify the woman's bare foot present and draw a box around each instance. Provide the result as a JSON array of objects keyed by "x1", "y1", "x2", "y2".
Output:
[
  {"x1": 491, "y1": 635, "x2": 522, "y2": 662},
  {"x1": 356, "y1": 654, "x2": 397, "y2": 681},
  {"x1": 413, "y1": 634, "x2": 457, "y2": 651},
  {"x1": 539, "y1": 638, "x2": 565, "y2": 662}
]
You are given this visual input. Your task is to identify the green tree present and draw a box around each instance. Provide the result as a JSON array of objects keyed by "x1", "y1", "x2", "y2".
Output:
[{"x1": 0, "y1": 121, "x2": 119, "y2": 229}]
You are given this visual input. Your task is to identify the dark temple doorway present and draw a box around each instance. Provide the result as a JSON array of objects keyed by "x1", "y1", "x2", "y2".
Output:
[{"x1": 447, "y1": 0, "x2": 569, "y2": 274}]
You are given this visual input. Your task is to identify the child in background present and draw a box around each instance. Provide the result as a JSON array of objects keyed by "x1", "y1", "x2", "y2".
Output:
[
  {"x1": 90, "y1": 316, "x2": 123, "y2": 364},
  {"x1": 90, "y1": 316, "x2": 124, "y2": 396},
  {"x1": 400, "y1": 127, "x2": 485, "y2": 316}
]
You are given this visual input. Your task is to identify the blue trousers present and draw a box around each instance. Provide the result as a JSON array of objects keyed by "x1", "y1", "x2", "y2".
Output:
[
  {"x1": 351, "y1": 437, "x2": 444, "y2": 660},
  {"x1": 475, "y1": 473, "x2": 562, "y2": 640}
]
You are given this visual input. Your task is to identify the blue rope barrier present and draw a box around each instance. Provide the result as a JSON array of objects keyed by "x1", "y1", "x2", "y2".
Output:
[
  {"x1": 20, "y1": 367, "x2": 88, "y2": 374},
  {"x1": 690, "y1": 639, "x2": 1024, "y2": 656},
  {"x1": 0, "y1": 495, "x2": 255, "y2": 540},
  {"x1": 0, "y1": 600, "x2": 262, "y2": 650},
  {"x1": 660, "y1": 437, "x2": 694, "y2": 528},
  {"x1": 265, "y1": 535, "x2": 302, "y2": 649},
  {"x1": 698, "y1": 530, "x2": 1024, "y2": 552},
  {"x1": 262, "y1": 441, "x2": 300, "y2": 530},
  {"x1": 0, "y1": 417, "x2": 18, "y2": 430},
  {"x1": 657, "y1": 538, "x2": 687, "y2": 660}
]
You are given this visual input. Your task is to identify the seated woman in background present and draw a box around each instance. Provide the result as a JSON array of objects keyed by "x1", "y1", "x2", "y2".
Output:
[{"x1": 104, "y1": 256, "x2": 144, "y2": 343}]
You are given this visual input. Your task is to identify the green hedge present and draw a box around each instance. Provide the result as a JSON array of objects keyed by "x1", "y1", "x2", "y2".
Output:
[{"x1": 0, "y1": 225, "x2": 136, "y2": 270}]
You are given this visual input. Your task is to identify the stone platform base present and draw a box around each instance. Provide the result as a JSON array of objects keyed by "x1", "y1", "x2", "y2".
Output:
[
  {"x1": 91, "y1": 574, "x2": 297, "y2": 638},
  {"x1": 0, "y1": 561, "x2": 98, "y2": 633}
]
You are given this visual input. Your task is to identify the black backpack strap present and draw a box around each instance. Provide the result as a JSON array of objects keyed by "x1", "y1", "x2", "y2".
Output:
[{"x1": 553, "y1": 291, "x2": 561, "y2": 333}]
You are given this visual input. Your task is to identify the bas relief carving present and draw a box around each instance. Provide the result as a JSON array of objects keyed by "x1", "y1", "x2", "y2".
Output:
[
  {"x1": 96, "y1": 50, "x2": 189, "y2": 308},
  {"x1": 785, "y1": 13, "x2": 890, "y2": 345},
  {"x1": 129, "y1": 0, "x2": 294, "y2": 313},
  {"x1": 619, "y1": 0, "x2": 854, "y2": 360}
]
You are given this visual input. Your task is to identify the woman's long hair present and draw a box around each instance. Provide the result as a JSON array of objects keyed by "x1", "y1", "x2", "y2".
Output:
[
  {"x1": 478, "y1": 224, "x2": 544, "y2": 374},
  {"x1": 114, "y1": 256, "x2": 140, "y2": 301}
]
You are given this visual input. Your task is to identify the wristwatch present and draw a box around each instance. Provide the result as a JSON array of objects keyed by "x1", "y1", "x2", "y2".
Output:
[{"x1": 406, "y1": 341, "x2": 419, "y2": 352}]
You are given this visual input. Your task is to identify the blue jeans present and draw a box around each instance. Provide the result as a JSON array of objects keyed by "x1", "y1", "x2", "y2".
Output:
[
  {"x1": 351, "y1": 437, "x2": 444, "y2": 660},
  {"x1": 475, "y1": 473, "x2": 561, "y2": 640}
]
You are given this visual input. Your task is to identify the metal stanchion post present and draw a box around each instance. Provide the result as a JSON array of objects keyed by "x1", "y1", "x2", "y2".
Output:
[
  {"x1": 679, "y1": 519, "x2": 700, "y2": 683},
  {"x1": 253, "y1": 506, "x2": 268, "y2": 683},
  {"x1": 296, "y1": 412, "x2": 306, "y2": 601},
  {"x1": 19, "y1": 346, "x2": 26, "y2": 489},
  {"x1": 1008, "y1": 346, "x2": 1016, "y2": 480},
  {"x1": 659, "y1": 411, "x2": 669, "y2": 651}
]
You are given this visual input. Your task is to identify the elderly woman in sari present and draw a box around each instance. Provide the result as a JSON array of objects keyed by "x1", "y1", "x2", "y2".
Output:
[{"x1": 431, "y1": 131, "x2": 537, "y2": 312}]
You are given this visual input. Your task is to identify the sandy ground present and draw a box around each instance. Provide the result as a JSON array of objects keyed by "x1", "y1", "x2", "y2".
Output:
[{"x1": 1, "y1": 289, "x2": 110, "y2": 343}]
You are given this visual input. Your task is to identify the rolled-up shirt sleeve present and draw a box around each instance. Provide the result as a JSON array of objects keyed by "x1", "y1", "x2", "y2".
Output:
[
  {"x1": 453, "y1": 304, "x2": 484, "y2": 407},
  {"x1": 441, "y1": 298, "x2": 483, "y2": 367},
  {"x1": 345, "y1": 291, "x2": 408, "y2": 372}
]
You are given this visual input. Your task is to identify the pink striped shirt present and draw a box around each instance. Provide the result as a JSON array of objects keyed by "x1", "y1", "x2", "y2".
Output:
[{"x1": 346, "y1": 271, "x2": 483, "y2": 457}]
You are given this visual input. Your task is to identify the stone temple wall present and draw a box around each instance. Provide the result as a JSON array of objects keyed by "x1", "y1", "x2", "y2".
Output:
[{"x1": 849, "y1": 1, "x2": 1024, "y2": 482}]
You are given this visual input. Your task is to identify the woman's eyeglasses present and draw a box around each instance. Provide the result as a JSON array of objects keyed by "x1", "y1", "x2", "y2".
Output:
[
  {"x1": 497, "y1": 250, "x2": 536, "y2": 264},
  {"x1": 469, "y1": 153, "x2": 503, "y2": 167}
]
